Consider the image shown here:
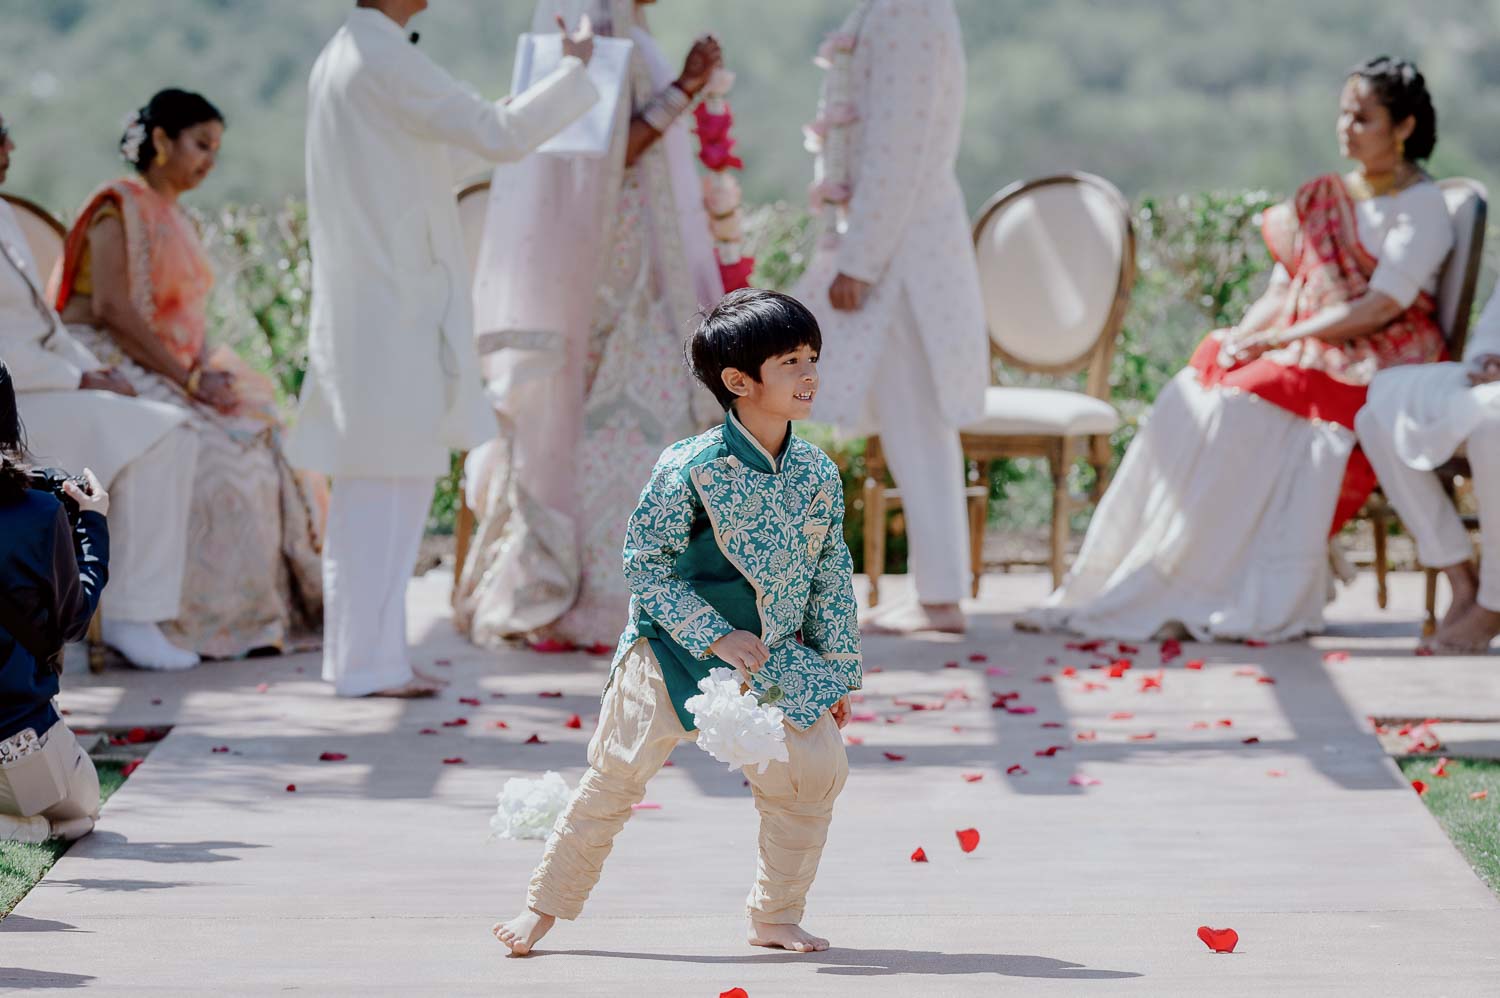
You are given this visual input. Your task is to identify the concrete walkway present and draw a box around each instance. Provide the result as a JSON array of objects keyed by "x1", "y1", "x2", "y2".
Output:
[{"x1": 3, "y1": 570, "x2": 1499, "y2": 996}]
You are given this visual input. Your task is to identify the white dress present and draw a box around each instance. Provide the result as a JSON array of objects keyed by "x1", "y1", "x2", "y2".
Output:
[{"x1": 1023, "y1": 181, "x2": 1454, "y2": 641}]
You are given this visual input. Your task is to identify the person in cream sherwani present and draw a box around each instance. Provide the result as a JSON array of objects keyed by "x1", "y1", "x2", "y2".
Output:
[
  {"x1": 792, "y1": 0, "x2": 988, "y2": 636},
  {"x1": 290, "y1": 0, "x2": 600, "y2": 697}
]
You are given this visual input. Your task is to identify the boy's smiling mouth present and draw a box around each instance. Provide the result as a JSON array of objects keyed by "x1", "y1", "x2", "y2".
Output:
[{"x1": 794, "y1": 390, "x2": 815, "y2": 402}]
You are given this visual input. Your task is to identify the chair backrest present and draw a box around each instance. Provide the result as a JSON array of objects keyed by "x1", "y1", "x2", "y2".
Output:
[
  {"x1": 1435, "y1": 177, "x2": 1487, "y2": 359},
  {"x1": 971, "y1": 173, "x2": 1136, "y2": 393},
  {"x1": 1, "y1": 192, "x2": 67, "y2": 291},
  {"x1": 455, "y1": 180, "x2": 491, "y2": 285}
]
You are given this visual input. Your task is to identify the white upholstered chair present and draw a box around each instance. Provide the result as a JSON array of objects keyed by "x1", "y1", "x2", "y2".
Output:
[
  {"x1": 1367, "y1": 177, "x2": 1488, "y2": 631},
  {"x1": 862, "y1": 173, "x2": 1136, "y2": 603},
  {"x1": 450, "y1": 181, "x2": 492, "y2": 602}
]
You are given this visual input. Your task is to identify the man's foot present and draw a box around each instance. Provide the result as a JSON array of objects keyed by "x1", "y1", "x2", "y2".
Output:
[
  {"x1": 1424, "y1": 602, "x2": 1500, "y2": 655},
  {"x1": 863, "y1": 601, "x2": 965, "y2": 636},
  {"x1": 101, "y1": 619, "x2": 200, "y2": 671},
  {"x1": 1439, "y1": 562, "x2": 1480, "y2": 631},
  {"x1": 49, "y1": 816, "x2": 95, "y2": 841},
  {"x1": 748, "y1": 919, "x2": 829, "y2": 953},
  {"x1": 367, "y1": 677, "x2": 442, "y2": 698},
  {"x1": 492, "y1": 908, "x2": 555, "y2": 956}
]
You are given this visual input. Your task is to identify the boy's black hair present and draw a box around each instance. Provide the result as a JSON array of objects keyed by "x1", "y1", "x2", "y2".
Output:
[{"x1": 687, "y1": 288, "x2": 822, "y2": 410}]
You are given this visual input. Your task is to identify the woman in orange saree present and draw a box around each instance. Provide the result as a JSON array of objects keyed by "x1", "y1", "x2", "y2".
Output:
[
  {"x1": 54, "y1": 89, "x2": 323, "y2": 660},
  {"x1": 1022, "y1": 58, "x2": 1451, "y2": 642}
]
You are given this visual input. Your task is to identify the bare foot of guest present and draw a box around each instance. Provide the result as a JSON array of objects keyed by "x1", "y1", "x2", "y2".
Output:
[
  {"x1": 1439, "y1": 561, "x2": 1480, "y2": 631},
  {"x1": 863, "y1": 600, "x2": 965, "y2": 636},
  {"x1": 367, "y1": 676, "x2": 442, "y2": 698},
  {"x1": 748, "y1": 919, "x2": 829, "y2": 953},
  {"x1": 493, "y1": 908, "x2": 555, "y2": 956},
  {"x1": 1427, "y1": 601, "x2": 1500, "y2": 655}
]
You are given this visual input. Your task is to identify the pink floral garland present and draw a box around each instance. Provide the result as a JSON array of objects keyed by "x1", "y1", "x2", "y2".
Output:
[{"x1": 694, "y1": 69, "x2": 754, "y2": 292}]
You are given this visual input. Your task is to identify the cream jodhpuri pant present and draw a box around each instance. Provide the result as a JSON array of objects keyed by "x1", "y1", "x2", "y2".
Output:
[
  {"x1": 104, "y1": 425, "x2": 197, "y2": 622},
  {"x1": 1359, "y1": 410, "x2": 1500, "y2": 610},
  {"x1": 869, "y1": 297, "x2": 970, "y2": 604},
  {"x1": 321, "y1": 477, "x2": 436, "y2": 697},
  {"x1": 529, "y1": 640, "x2": 849, "y2": 924},
  {"x1": 0, "y1": 722, "x2": 99, "y2": 843}
]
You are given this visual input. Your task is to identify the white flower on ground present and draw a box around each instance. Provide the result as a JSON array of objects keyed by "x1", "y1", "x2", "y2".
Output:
[
  {"x1": 685, "y1": 667, "x2": 790, "y2": 775},
  {"x1": 489, "y1": 770, "x2": 571, "y2": 840}
]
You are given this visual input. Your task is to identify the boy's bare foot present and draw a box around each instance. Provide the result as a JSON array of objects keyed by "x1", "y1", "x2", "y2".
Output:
[
  {"x1": 863, "y1": 601, "x2": 965, "y2": 636},
  {"x1": 1424, "y1": 602, "x2": 1500, "y2": 655},
  {"x1": 748, "y1": 919, "x2": 829, "y2": 953},
  {"x1": 367, "y1": 677, "x2": 442, "y2": 698},
  {"x1": 493, "y1": 908, "x2": 555, "y2": 956}
]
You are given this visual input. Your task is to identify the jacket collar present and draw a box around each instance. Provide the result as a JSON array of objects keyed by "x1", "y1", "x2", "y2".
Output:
[
  {"x1": 348, "y1": 6, "x2": 410, "y2": 42},
  {"x1": 725, "y1": 409, "x2": 790, "y2": 475}
]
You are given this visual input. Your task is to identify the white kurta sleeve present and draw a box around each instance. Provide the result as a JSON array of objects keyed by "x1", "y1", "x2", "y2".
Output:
[
  {"x1": 385, "y1": 51, "x2": 598, "y2": 166},
  {"x1": 835, "y1": 0, "x2": 949, "y2": 284},
  {"x1": 1367, "y1": 188, "x2": 1454, "y2": 309},
  {"x1": 3, "y1": 330, "x2": 91, "y2": 393}
]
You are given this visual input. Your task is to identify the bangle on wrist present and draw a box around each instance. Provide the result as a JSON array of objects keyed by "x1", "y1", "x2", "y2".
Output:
[
  {"x1": 185, "y1": 366, "x2": 203, "y2": 396},
  {"x1": 641, "y1": 83, "x2": 692, "y2": 133}
]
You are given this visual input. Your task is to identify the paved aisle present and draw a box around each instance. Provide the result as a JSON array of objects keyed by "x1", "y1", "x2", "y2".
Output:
[{"x1": 3, "y1": 572, "x2": 1498, "y2": 996}]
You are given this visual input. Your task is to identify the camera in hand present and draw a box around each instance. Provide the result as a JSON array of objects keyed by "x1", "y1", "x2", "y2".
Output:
[{"x1": 27, "y1": 467, "x2": 91, "y2": 524}]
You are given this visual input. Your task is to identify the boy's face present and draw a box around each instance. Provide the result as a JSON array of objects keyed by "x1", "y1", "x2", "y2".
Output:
[{"x1": 725, "y1": 344, "x2": 819, "y2": 421}]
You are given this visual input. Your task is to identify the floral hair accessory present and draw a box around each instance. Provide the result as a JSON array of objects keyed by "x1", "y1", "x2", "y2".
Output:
[{"x1": 119, "y1": 109, "x2": 147, "y2": 165}]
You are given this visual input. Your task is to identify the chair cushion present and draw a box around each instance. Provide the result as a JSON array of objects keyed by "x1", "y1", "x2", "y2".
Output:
[{"x1": 961, "y1": 386, "x2": 1120, "y2": 437}]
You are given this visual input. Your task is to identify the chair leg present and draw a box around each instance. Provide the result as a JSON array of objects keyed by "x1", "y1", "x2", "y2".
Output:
[
  {"x1": 1048, "y1": 439, "x2": 1073, "y2": 589},
  {"x1": 1372, "y1": 510, "x2": 1389, "y2": 610},
  {"x1": 86, "y1": 612, "x2": 106, "y2": 674},
  {"x1": 1423, "y1": 567, "x2": 1439, "y2": 637},
  {"x1": 967, "y1": 491, "x2": 986, "y2": 599},
  {"x1": 863, "y1": 437, "x2": 887, "y2": 609}
]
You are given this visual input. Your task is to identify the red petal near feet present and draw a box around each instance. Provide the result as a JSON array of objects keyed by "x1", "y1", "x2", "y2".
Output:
[
  {"x1": 968, "y1": 653, "x2": 988, "y2": 662},
  {"x1": 121, "y1": 759, "x2": 142, "y2": 777},
  {"x1": 1196, "y1": 926, "x2": 1239, "y2": 953},
  {"x1": 943, "y1": 661, "x2": 960, "y2": 669},
  {"x1": 419, "y1": 728, "x2": 438, "y2": 735},
  {"x1": 256, "y1": 683, "x2": 269, "y2": 693},
  {"x1": 883, "y1": 752, "x2": 906, "y2": 761},
  {"x1": 285, "y1": 784, "x2": 296, "y2": 792},
  {"x1": 844, "y1": 735, "x2": 864, "y2": 745},
  {"x1": 1267, "y1": 770, "x2": 1287, "y2": 777},
  {"x1": 1130, "y1": 732, "x2": 1157, "y2": 741},
  {"x1": 720, "y1": 989, "x2": 750, "y2": 998},
  {"x1": 1006, "y1": 764, "x2": 1026, "y2": 775},
  {"x1": 1471, "y1": 790, "x2": 1488, "y2": 800},
  {"x1": 1190, "y1": 722, "x2": 1210, "y2": 730},
  {"x1": 539, "y1": 691, "x2": 564, "y2": 698},
  {"x1": 1035, "y1": 745, "x2": 1066, "y2": 757},
  {"x1": 1075, "y1": 731, "x2": 1097, "y2": 741},
  {"x1": 1256, "y1": 676, "x2": 1277, "y2": 684},
  {"x1": 1241, "y1": 737, "x2": 1260, "y2": 744},
  {"x1": 1245, "y1": 639, "x2": 1268, "y2": 647},
  {"x1": 458, "y1": 697, "x2": 481, "y2": 706},
  {"x1": 1107, "y1": 660, "x2": 1132, "y2": 678},
  {"x1": 955, "y1": 828, "x2": 980, "y2": 853},
  {"x1": 318, "y1": 752, "x2": 347, "y2": 762},
  {"x1": 564, "y1": 714, "x2": 583, "y2": 729},
  {"x1": 1322, "y1": 651, "x2": 1350, "y2": 664},
  {"x1": 1185, "y1": 660, "x2": 1205, "y2": 670},
  {"x1": 910, "y1": 847, "x2": 928, "y2": 863},
  {"x1": 1061, "y1": 667, "x2": 1078, "y2": 678},
  {"x1": 961, "y1": 772, "x2": 984, "y2": 782},
  {"x1": 442, "y1": 757, "x2": 465, "y2": 765},
  {"x1": 442, "y1": 718, "x2": 468, "y2": 727},
  {"x1": 1411, "y1": 780, "x2": 1428, "y2": 794},
  {"x1": 1041, "y1": 721, "x2": 1064, "y2": 729},
  {"x1": 491, "y1": 721, "x2": 509, "y2": 729},
  {"x1": 526, "y1": 734, "x2": 546, "y2": 745},
  {"x1": 1110, "y1": 712, "x2": 1134, "y2": 720}
]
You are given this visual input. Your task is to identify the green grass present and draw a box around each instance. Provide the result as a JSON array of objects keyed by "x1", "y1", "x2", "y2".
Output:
[
  {"x1": 1398, "y1": 757, "x2": 1500, "y2": 896},
  {"x1": 0, "y1": 760, "x2": 128, "y2": 918}
]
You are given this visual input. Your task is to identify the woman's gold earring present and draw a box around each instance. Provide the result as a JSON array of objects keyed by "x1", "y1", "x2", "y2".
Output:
[
  {"x1": 155, "y1": 148, "x2": 167, "y2": 167},
  {"x1": 1396, "y1": 135, "x2": 1406, "y2": 161}
]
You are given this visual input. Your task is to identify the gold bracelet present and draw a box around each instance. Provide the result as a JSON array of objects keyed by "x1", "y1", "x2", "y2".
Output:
[{"x1": 185, "y1": 367, "x2": 203, "y2": 395}]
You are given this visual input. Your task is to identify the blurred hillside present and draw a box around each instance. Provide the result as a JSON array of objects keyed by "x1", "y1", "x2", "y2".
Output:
[{"x1": 1, "y1": 0, "x2": 1498, "y2": 215}]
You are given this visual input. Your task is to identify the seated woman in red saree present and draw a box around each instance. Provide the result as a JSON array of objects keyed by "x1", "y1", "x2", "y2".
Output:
[
  {"x1": 1022, "y1": 57, "x2": 1451, "y2": 642},
  {"x1": 53, "y1": 89, "x2": 324, "y2": 661}
]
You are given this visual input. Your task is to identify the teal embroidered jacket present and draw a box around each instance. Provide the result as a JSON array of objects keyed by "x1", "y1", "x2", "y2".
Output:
[{"x1": 609, "y1": 411, "x2": 862, "y2": 730}]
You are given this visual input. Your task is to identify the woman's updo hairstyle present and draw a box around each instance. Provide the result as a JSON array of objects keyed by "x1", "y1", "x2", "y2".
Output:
[
  {"x1": 118, "y1": 88, "x2": 224, "y2": 174},
  {"x1": 1349, "y1": 55, "x2": 1437, "y2": 162}
]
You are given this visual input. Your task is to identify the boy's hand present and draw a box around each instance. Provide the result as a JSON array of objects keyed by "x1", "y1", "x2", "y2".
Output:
[
  {"x1": 830, "y1": 695, "x2": 852, "y2": 729},
  {"x1": 710, "y1": 630, "x2": 770, "y2": 673}
]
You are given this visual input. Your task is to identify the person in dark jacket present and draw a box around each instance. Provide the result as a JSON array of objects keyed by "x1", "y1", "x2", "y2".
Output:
[{"x1": 0, "y1": 359, "x2": 110, "y2": 842}]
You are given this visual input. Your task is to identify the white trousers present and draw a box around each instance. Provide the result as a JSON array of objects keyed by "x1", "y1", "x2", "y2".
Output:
[
  {"x1": 321, "y1": 477, "x2": 435, "y2": 697},
  {"x1": 1358, "y1": 408, "x2": 1500, "y2": 610},
  {"x1": 102, "y1": 425, "x2": 197, "y2": 623},
  {"x1": 868, "y1": 297, "x2": 969, "y2": 604}
]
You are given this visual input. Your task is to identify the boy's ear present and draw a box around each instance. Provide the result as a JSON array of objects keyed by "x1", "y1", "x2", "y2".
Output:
[{"x1": 720, "y1": 366, "x2": 752, "y2": 399}]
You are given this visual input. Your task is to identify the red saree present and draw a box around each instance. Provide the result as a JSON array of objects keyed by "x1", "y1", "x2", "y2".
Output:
[{"x1": 1187, "y1": 173, "x2": 1446, "y2": 533}]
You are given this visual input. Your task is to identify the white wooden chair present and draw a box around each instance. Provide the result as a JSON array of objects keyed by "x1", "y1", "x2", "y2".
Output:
[
  {"x1": 450, "y1": 180, "x2": 491, "y2": 602},
  {"x1": 862, "y1": 173, "x2": 1136, "y2": 603},
  {"x1": 1367, "y1": 177, "x2": 1489, "y2": 631}
]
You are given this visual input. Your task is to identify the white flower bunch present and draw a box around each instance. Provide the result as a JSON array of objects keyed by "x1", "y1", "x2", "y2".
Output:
[
  {"x1": 488, "y1": 770, "x2": 572, "y2": 841},
  {"x1": 119, "y1": 110, "x2": 147, "y2": 166},
  {"x1": 685, "y1": 667, "x2": 789, "y2": 775}
]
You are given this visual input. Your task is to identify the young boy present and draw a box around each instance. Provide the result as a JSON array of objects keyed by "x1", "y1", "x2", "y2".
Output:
[{"x1": 494, "y1": 288, "x2": 862, "y2": 956}]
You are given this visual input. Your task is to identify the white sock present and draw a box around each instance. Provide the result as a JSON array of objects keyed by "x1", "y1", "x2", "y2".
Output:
[{"x1": 100, "y1": 619, "x2": 200, "y2": 671}]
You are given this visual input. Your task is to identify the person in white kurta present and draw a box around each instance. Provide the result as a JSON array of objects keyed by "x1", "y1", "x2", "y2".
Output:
[
  {"x1": 0, "y1": 187, "x2": 199, "y2": 671},
  {"x1": 792, "y1": 0, "x2": 988, "y2": 635},
  {"x1": 1358, "y1": 292, "x2": 1500, "y2": 653},
  {"x1": 289, "y1": 2, "x2": 599, "y2": 697}
]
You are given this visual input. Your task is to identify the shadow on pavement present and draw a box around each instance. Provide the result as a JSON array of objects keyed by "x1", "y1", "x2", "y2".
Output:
[{"x1": 543, "y1": 946, "x2": 1142, "y2": 980}]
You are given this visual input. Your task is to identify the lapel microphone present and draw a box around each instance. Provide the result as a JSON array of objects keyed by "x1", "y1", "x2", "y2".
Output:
[{"x1": 409, "y1": 31, "x2": 420, "y2": 45}]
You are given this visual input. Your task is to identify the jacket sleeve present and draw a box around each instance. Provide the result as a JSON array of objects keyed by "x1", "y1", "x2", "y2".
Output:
[
  {"x1": 621, "y1": 458, "x2": 736, "y2": 659},
  {"x1": 800, "y1": 480, "x2": 863, "y2": 690},
  {"x1": 384, "y1": 48, "x2": 598, "y2": 167},
  {"x1": 2, "y1": 328, "x2": 92, "y2": 393},
  {"x1": 49, "y1": 507, "x2": 108, "y2": 646},
  {"x1": 835, "y1": 0, "x2": 949, "y2": 284}
]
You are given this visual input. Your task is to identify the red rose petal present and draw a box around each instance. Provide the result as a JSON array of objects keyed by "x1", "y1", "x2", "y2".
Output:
[
  {"x1": 1216, "y1": 719, "x2": 1234, "y2": 727},
  {"x1": 1197, "y1": 926, "x2": 1239, "y2": 953},
  {"x1": 121, "y1": 759, "x2": 142, "y2": 777},
  {"x1": 1245, "y1": 639, "x2": 1268, "y2": 648},
  {"x1": 1138, "y1": 673, "x2": 1164, "y2": 692},
  {"x1": 961, "y1": 772, "x2": 984, "y2": 783},
  {"x1": 1234, "y1": 667, "x2": 1259, "y2": 676},
  {"x1": 1191, "y1": 721, "x2": 1210, "y2": 730},
  {"x1": 1006, "y1": 764, "x2": 1027, "y2": 775},
  {"x1": 1470, "y1": 790, "x2": 1488, "y2": 800},
  {"x1": 1107, "y1": 660, "x2": 1132, "y2": 678},
  {"x1": 458, "y1": 697, "x2": 481, "y2": 706},
  {"x1": 851, "y1": 712, "x2": 878, "y2": 723},
  {"x1": 1034, "y1": 745, "x2": 1066, "y2": 757},
  {"x1": 442, "y1": 718, "x2": 468, "y2": 727},
  {"x1": 1185, "y1": 660, "x2": 1205, "y2": 670},
  {"x1": 318, "y1": 752, "x2": 348, "y2": 762},
  {"x1": 539, "y1": 691, "x2": 564, "y2": 698},
  {"x1": 1005, "y1": 704, "x2": 1037, "y2": 715},
  {"x1": 442, "y1": 757, "x2": 465, "y2": 765},
  {"x1": 1267, "y1": 769, "x2": 1287, "y2": 777},
  {"x1": 1109, "y1": 712, "x2": 1134, "y2": 720},
  {"x1": 1322, "y1": 650, "x2": 1350, "y2": 664},
  {"x1": 884, "y1": 716, "x2": 903, "y2": 725},
  {"x1": 490, "y1": 692, "x2": 507, "y2": 699},
  {"x1": 1411, "y1": 779, "x2": 1428, "y2": 795},
  {"x1": 844, "y1": 735, "x2": 864, "y2": 745},
  {"x1": 419, "y1": 728, "x2": 439, "y2": 735},
  {"x1": 986, "y1": 666, "x2": 1011, "y2": 677},
  {"x1": 525, "y1": 734, "x2": 546, "y2": 745},
  {"x1": 720, "y1": 989, "x2": 750, "y2": 998},
  {"x1": 1075, "y1": 730, "x2": 1097, "y2": 741},
  {"x1": 1256, "y1": 676, "x2": 1277, "y2": 685},
  {"x1": 1430, "y1": 757, "x2": 1450, "y2": 777},
  {"x1": 1041, "y1": 721, "x2": 1064, "y2": 729},
  {"x1": 211, "y1": 745, "x2": 230, "y2": 753},
  {"x1": 491, "y1": 720, "x2": 509, "y2": 729},
  {"x1": 631, "y1": 802, "x2": 662, "y2": 811},
  {"x1": 285, "y1": 783, "x2": 296, "y2": 792},
  {"x1": 1067, "y1": 640, "x2": 1104, "y2": 652},
  {"x1": 1242, "y1": 737, "x2": 1260, "y2": 745},
  {"x1": 1060, "y1": 666, "x2": 1079, "y2": 678},
  {"x1": 968, "y1": 653, "x2": 988, "y2": 662},
  {"x1": 868, "y1": 666, "x2": 884, "y2": 673},
  {"x1": 1035, "y1": 675, "x2": 1055, "y2": 683},
  {"x1": 943, "y1": 661, "x2": 960, "y2": 669},
  {"x1": 256, "y1": 683, "x2": 269, "y2": 694},
  {"x1": 910, "y1": 847, "x2": 928, "y2": 863},
  {"x1": 1081, "y1": 681, "x2": 1109, "y2": 692},
  {"x1": 883, "y1": 752, "x2": 906, "y2": 761},
  {"x1": 1118, "y1": 643, "x2": 1139, "y2": 655},
  {"x1": 955, "y1": 828, "x2": 980, "y2": 853},
  {"x1": 1068, "y1": 773, "x2": 1102, "y2": 787},
  {"x1": 564, "y1": 714, "x2": 583, "y2": 729},
  {"x1": 1130, "y1": 732, "x2": 1157, "y2": 741}
]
